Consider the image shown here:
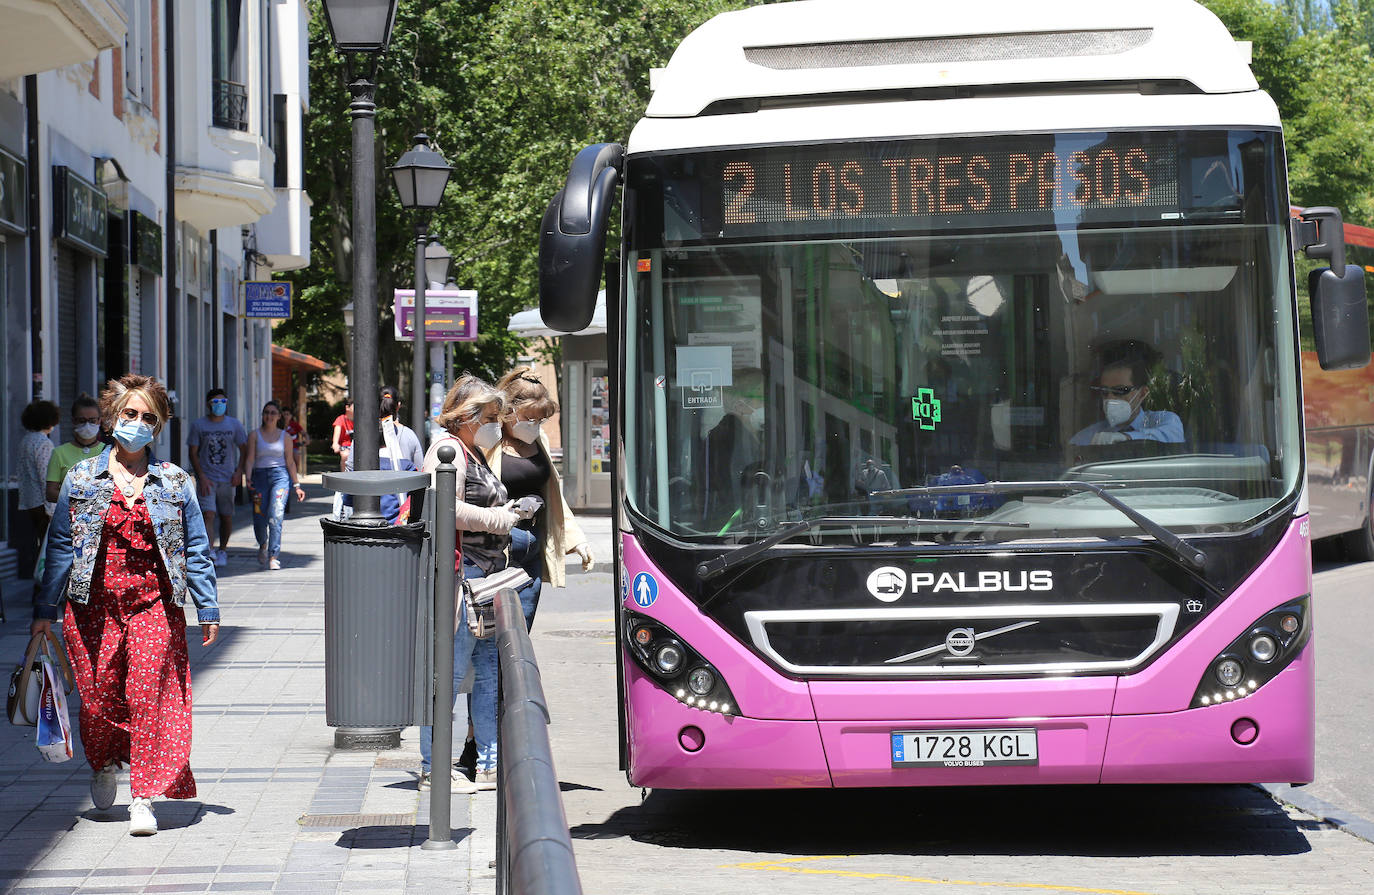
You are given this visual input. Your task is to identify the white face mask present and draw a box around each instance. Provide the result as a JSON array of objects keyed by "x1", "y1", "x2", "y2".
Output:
[
  {"x1": 74, "y1": 422, "x2": 101, "y2": 441},
  {"x1": 474, "y1": 421, "x2": 503, "y2": 451},
  {"x1": 511, "y1": 420, "x2": 542, "y2": 443},
  {"x1": 749, "y1": 406, "x2": 766, "y2": 429},
  {"x1": 1103, "y1": 397, "x2": 1136, "y2": 428}
]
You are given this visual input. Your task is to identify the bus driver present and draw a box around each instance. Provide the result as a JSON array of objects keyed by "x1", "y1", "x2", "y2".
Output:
[{"x1": 1071, "y1": 341, "x2": 1185, "y2": 446}]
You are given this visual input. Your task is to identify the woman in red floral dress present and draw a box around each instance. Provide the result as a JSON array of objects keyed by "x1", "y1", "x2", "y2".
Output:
[{"x1": 32, "y1": 375, "x2": 219, "y2": 836}]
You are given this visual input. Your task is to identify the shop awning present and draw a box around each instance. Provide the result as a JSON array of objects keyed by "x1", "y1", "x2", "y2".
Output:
[
  {"x1": 507, "y1": 291, "x2": 606, "y2": 338},
  {"x1": 271, "y1": 344, "x2": 330, "y2": 372}
]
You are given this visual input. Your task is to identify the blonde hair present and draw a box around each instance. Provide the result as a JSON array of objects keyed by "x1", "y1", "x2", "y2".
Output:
[
  {"x1": 495, "y1": 366, "x2": 559, "y2": 420},
  {"x1": 99, "y1": 374, "x2": 171, "y2": 433},
  {"x1": 436, "y1": 374, "x2": 505, "y2": 434}
]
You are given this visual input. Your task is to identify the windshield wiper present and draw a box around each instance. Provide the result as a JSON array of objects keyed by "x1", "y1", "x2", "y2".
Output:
[
  {"x1": 696, "y1": 515, "x2": 1028, "y2": 582},
  {"x1": 870, "y1": 480, "x2": 1208, "y2": 571}
]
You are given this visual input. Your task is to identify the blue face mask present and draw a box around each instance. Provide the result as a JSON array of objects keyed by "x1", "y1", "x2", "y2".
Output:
[
  {"x1": 113, "y1": 419, "x2": 155, "y2": 452},
  {"x1": 210, "y1": 399, "x2": 228, "y2": 415}
]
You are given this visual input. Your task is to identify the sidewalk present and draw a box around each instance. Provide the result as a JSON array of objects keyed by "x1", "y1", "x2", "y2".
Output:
[{"x1": 0, "y1": 479, "x2": 510, "y2": 895}]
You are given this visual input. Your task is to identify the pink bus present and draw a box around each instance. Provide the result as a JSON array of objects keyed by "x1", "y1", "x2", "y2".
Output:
[{"x1": 538, "y1": 0, "x2": 1371, "y2": 788}]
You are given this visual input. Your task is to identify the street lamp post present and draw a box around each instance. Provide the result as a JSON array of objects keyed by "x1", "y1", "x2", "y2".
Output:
[
  {"x1": 319, "y1": 0, "x2": 399, "y2": 524},
  {"x1": 390, "y1": 135, "x2": 454, "y2": 440},
  {"x1": 425, "y1": 242, "x2": 453, "y2": 436}
]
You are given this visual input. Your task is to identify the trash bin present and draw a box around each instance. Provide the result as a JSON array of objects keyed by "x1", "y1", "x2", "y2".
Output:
[{"x1": 321, "y1": 470, "x2": 432, "y2": 748}]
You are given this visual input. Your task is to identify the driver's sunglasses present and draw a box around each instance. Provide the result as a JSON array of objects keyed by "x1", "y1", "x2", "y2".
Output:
[{"x1": 1089, "y1": 384, "x2": 1137, "y2": 397}]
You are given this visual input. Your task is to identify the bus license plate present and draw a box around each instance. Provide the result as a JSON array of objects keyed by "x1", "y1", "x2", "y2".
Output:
[{"x1": 891, "y1": 728, "x2": 1038, "y2": 768}]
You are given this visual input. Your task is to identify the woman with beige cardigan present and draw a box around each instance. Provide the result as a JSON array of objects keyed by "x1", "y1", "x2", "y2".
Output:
[{"x1": 487, "y1": 368, "x2": 594, "y2": 629}]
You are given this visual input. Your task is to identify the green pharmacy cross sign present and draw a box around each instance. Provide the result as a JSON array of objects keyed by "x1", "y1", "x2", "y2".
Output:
[{"x1": 912, "y1": 388, "x2": 942, "y2": 430}]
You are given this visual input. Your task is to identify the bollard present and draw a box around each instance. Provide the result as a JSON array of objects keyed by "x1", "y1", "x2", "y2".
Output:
[{"x1": 424, "y1": 444, "x2": 459, "y2": 850}]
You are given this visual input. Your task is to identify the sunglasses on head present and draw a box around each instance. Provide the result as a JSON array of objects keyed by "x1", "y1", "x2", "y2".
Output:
[{"x1": 1089, "y1": 384, "x2": 1137, "y2": 397}]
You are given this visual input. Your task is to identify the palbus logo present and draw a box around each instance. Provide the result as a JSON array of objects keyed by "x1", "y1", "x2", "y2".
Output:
[{"x1": 867, "y1": 567, "x2": 1054, "y2": 600}]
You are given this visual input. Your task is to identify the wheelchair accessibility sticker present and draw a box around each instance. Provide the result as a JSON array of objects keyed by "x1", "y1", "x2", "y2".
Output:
[{"x1": 631, "y1": 572, "x2": 658, "y2": 608}]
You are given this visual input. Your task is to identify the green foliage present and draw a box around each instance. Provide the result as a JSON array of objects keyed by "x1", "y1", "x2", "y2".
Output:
[
  {"x1": 278, "y1": 0, "x2": 749, "y2": 388},
  {"x1": 1204, "y1": 0, "x2": 1374, "y2": 219}
]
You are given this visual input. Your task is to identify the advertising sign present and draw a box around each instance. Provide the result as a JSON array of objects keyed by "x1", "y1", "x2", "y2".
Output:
[
  {"x1": 393, "y1": 289, "x2": 478, "y2": 341},
  {"x1": 53, "y1": 167, "x2": 107, "y2": 256},
  {"x1": 0, "y1": 148, "x2": 25, "y2": 234},
  {"x1": 244, "y1": 281, "x2": 292, "y2": 318}
]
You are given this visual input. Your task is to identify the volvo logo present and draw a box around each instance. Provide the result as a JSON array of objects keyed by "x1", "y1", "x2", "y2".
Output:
[{"x1": 945, "y1": 627, "x2": 976, "y2": 656}]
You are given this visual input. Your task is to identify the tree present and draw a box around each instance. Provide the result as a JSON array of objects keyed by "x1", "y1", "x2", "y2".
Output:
[{"x1": 277, "y1": 0, "x2": 751, "y2": 390}]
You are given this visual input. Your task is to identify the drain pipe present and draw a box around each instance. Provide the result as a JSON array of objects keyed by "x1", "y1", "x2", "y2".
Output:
[
  {"x1": 164, "y1": 0, "x2": 180, "y2": 462},
  {"x1": 25, "y1": 75, "x2": 41, "y2": 400}
]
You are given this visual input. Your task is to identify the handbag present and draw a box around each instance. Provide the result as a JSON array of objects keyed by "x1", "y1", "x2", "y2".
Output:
[
  {"x1": 8, "y1": 630, "x2": 73, "y2": 727},
  {"x1": 459, "y1": 565, "x2": 533, "y2": 639}
]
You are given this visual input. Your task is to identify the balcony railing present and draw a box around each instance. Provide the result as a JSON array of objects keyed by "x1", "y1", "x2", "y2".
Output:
[{"x1": 212, "y1": 79, "x2": 249, "y2": 131}]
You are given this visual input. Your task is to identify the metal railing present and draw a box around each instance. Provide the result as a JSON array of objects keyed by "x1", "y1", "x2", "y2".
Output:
[
  {"x1": 212, "y1": 78, "x2": 248, "y2": 131},
  {"x1": 494, "y1": 587, "x2": 583, "y2": 895}
]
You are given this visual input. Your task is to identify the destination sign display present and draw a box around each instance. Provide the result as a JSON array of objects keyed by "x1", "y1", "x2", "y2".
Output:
[{"x1": 715, "y1": 134, "x2": 1179, "y2": 237}]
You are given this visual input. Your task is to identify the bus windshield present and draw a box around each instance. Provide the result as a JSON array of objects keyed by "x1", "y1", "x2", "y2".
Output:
[{"x1": 623, "y1": 129, "x2": 1302, "y2": 544}]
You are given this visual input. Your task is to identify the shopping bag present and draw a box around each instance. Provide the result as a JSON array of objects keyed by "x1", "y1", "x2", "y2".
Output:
[
  {"x1": 8, "y1": 630, "x2": 72, "y2": 727},
  {"x1": 35, "y1": 651, "x2": 72, "y2": 762}
]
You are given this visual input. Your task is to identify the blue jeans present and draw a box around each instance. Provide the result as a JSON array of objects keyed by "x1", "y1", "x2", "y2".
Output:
[
  {"x1": 508, "y1": 526, "x2": 544, "y2": 630},
  {"x1": 420, "y1": 557, "x2": 488, "y2": 773},
  {"x1": 250, "y1": 466, "x2": 290, "y2": 558}
]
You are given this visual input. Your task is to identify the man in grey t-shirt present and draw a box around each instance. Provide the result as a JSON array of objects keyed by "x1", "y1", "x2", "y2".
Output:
[{"x1": 188, "y1": 388, "x2": 248, "y2": 568}]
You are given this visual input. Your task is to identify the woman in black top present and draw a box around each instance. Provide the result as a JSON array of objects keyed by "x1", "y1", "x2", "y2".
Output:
[{"x1": 487, "y1": 368, "x2": 593, "y2": 630}]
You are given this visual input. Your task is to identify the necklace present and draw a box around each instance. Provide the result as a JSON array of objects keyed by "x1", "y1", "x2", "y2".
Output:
[{"x1": 112, "y1": 460, "x2": 148, "y2": 499}]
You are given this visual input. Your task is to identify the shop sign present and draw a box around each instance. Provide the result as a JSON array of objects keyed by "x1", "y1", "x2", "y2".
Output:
[
  {"x1": 53, "y1": 167, "x2": 108, "y2": 256},
  {"x1": 393, "y1": 289, "x2": 478, "y2": 341},
  {"x1": 129, "y1": 211, "x2": 162, "y2": 274},
  {"x1": 245, "y1": 281, "x2": 292, "y2": 317},
  {"x1": 0, "y1": 148, "x2": 25, "y2": 234}
]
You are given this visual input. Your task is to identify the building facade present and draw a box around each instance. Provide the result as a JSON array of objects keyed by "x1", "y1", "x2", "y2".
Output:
[{"x1": 0, "y1": 0, "x2": 311, "y2": 575}]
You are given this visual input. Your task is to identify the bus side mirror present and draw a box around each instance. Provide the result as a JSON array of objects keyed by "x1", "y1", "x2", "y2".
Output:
[
  {"x1": 1308, "y1": 265, "x2": 1371, "y2": 371},
  {"x1": 1295, "y1": 207, "x2": 1372, "y2": 371},
  {"x1": 539, "y1": 143, "x2": 624, "y2": 333}
]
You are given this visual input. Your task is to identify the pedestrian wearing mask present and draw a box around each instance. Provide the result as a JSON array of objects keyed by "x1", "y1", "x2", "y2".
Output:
[
  {"x1": 417, "y1": 375, "x2": 532, "y2": 792},
  {"x1": 18, "y1": 400, "x2": 59, "y2": 574},
  {"x1": 241, "y1": 400, "x2": 305, "y2": 570},
  {"x1": 186, "y1": 389, "x2": 248, "y2": 567},
  {"x1": 32, "y1": 374, "x2": 219, "y2": 837},
  {"x1": 46, "y1": 393, "x2": 107, "y2": 505},
  {"x1": 488, "y1": 368, "x2": 594, "y2": 630}
]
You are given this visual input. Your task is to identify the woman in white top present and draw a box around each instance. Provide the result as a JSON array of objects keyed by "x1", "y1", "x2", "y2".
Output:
[{"x1": 241, "y1": 400, "x2": 304, "y2": 569}]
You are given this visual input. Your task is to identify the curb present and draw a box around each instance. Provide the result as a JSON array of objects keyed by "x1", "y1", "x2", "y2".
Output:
[{"x1": 1259, "y1": 783, "x2": 1374, "y2": 845}]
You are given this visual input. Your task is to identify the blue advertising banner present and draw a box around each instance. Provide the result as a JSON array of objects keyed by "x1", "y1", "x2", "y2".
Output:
[{"x1": 244, "y1": 281, "x2": 292, "y2": 318}]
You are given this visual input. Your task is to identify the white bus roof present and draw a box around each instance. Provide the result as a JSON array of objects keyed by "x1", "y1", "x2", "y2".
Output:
[{"x1": 645, "y1": 0, "x2": 1258, "y2": 119}]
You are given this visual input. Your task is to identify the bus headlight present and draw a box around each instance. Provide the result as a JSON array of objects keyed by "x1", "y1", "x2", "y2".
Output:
[
  {"x1": 654, "y1": 642, "x2": 684, "y2": 674},
  {"x1": 687, "y1": 667, "x2": 715, "y2": 696},
  {"x1": 1191, "y1": 597, "x2": 1310, "y2": 709},
  {"x1": 1248, "y1": 632, "x2": 1279, "y2": 663},
  {"x1": 623, "y1": 612, "x2": 739, "y2": 715},
  {"x1": 1215, "y1": 657, "x2": 1244, "y2": 687}
]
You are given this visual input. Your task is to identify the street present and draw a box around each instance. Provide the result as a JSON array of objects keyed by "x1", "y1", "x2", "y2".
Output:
[
  {"x1": 538, "y1": 542, "x2": 1374, "y2": 894},
  {"x1": 1, "y1": 490, "x2": 1371, "y2": 894}
]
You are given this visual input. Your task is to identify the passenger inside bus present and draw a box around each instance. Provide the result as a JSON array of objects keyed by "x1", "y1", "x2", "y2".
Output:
[
  {"x1": 702, "y1": 367, "x2": 766, "y2": 530},
  {"x1": 1070, "y1": 340, "x2": 1185, "y2": 447}
]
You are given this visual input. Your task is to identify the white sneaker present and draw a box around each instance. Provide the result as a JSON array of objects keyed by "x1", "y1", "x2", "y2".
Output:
[
  {"x1": 128, "y1": 797, "x2": 157, "y2": 836},
  {"x1": 213, "y1": 548, "x2": 228, "y2": 568},
  {"x1": 474, "y1": 768, "x2": 497, "y2": 791},
  {"x1": 417, "y1": 769, "x2": 477, "y2": 793},
  {"x1": 91, "y1": 763, "x2": 118, "y2": 810},
  {"x1": 268, "y1": 557, "x2": 282, "y2": 571}
]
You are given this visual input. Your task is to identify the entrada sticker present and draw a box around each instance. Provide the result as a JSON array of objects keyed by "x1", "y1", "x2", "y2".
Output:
[
  {"x1": 912, "y1": 388, "x2": 942, "y2": 430},
  {"x1": 631, "y1": 572, "x2": 659, "y2": 608}
]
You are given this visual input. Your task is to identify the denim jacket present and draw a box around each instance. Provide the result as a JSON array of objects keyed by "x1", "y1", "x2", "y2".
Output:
[{"x1": 34, "y1": 447, "x2": 220, "y2": 624}]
